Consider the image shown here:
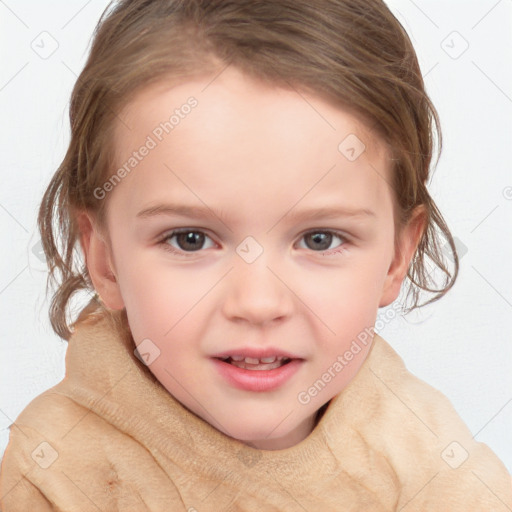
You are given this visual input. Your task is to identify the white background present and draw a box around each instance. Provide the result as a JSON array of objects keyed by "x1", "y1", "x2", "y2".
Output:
[{"x1": 1, "y1": 0, "x2": 511, "y2": 476}]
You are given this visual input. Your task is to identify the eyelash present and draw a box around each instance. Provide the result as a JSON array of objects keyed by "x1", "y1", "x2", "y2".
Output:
[{"x1": 156, "y1": 228, "x2": 349, "y2": 258}]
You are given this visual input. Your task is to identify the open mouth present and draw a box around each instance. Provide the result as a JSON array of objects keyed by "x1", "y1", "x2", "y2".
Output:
[
  {"x1": 212, "y1": 354, "x2": 303, "y2": 392},
  {"x1": 215, "y1": 355, "x2": 292, "y2": 371}
]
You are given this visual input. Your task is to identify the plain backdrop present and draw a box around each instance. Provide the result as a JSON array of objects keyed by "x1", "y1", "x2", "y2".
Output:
[{"x1": 1, "y1": 0, "x2": 511, "y2": 475}]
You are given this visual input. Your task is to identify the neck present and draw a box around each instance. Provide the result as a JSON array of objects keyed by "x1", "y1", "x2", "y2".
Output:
[{"x1": 241, "y1": 402, "x2": 329, "y2": 450}]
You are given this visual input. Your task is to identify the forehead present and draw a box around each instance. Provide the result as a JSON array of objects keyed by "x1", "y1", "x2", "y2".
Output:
[
  {"x1": 115, "y1": 67, "x2": 386, "y2": 155},
  {"x1": 110, "y1": 67, "x2": 394, "y2": 222}
]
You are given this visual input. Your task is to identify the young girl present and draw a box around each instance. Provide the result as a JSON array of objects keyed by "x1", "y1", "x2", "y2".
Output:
[{"x1": 1, "y1": 0, "x2": 510, "y2": 510}]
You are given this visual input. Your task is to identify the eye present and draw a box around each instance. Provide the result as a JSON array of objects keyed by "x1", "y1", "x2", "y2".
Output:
[
  {"x1": 157, "y1": 228, "x2": 348, "y2": 257},
  {"x1": 297, "y1": 230, "x2": 347, "y2": 255},
  {"x1": 157, "y1": 229, "x2": 215, "y2": 256}
]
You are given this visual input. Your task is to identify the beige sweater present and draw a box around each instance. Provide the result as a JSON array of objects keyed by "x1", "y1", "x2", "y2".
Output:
[{"x1": 1, "y1": 306, "x2": 511, "y2": 511}]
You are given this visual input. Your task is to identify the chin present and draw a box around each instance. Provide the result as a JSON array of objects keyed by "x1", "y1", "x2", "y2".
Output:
[
  {"x1": 220, "y1": 420, "x2": 291, "y2": 446},
  {"x1": 239, "y1": 432, "x2": 303, "y2": 451},
  {"x1": 231, "y1": 434, "x2": 286, "y2": 450},
  {"x1": 221, "y1": 415, "x2": 311, "y2": 451}
]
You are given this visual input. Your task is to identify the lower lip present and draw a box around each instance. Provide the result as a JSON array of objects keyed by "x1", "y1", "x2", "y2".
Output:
[{"x1": 212, "y1": 358, "x2": 303, "y2": 392}]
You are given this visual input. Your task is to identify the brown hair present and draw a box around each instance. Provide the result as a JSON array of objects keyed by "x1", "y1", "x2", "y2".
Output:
[{"x1": 38, "y1": 0, "x2": 459, "y2": 341}]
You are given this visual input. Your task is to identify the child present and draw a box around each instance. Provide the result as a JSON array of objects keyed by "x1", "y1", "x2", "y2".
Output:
[{"x1": 1, "y1": 0, "x2": 511, "y2": 509}]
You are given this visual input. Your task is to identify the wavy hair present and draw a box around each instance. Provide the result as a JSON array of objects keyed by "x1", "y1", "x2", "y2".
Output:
[{"x1": 38, "y1": 0, "x2": 459, "y2": 340}]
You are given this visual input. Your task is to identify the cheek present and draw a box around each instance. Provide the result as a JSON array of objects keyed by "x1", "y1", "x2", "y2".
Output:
[
  {"x1": 297, "y1": 258, "x2": 384, "y2": 328},
  {"x1": 119, "y1": 257, "x2": 214, "y2": 341}
]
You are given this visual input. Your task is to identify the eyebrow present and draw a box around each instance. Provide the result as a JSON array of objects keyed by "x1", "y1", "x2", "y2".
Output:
[{"x1": 136, "y1": 203, "x2": 376, "y2": 224}]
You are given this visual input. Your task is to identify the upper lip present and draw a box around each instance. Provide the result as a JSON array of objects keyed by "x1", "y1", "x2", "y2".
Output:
[{"x1": 212, "y1": 347, "x2": 303, "y2": 360}]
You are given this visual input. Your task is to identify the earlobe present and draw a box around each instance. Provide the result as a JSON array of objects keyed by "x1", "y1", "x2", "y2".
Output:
[
  {"x1": 379, "y1": 205, "x2": 426, "y2": 308},
  {"x1": 77, "y1": 211, "x2": 125, "y2": 310}
]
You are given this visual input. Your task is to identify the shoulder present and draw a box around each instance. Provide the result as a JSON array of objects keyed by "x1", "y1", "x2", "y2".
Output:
[
  {"x1": 368, "y1": 334, "x2": 501, "y2": 455},
  {"x1": 12, "y1": 386, "x2": 90, "y2": 435},
  {"x1": 0, "y1": 385, "x2": 183, "y2": 510},
  {"x1": 1, "y1": 387, "x2": 97, "y2": 463},
  {"x1": 0, "y1": 387, "x2": 112, "y2": 508},
  {"x1": 362, "y1": 334, "x2": 512, "y2": 508},
  {"x1": 2, "y1": 385, "x2": 110, "y2": 469},
  {"x1": 0, "y1": 388, "x2": 85, "y2": 509},
  {"x1": 368, "y1": 333, "x2": 475, "y2": 436}
]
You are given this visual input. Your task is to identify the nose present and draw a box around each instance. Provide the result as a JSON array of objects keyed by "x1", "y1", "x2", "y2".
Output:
[{"x1": 221, "y1": 254, "x2": 294, "y2": 326}]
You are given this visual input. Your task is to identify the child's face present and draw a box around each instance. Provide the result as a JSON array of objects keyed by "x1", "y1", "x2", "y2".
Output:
[{"x1": 89, "y1": 66, "x2": 417, "y2": 450}]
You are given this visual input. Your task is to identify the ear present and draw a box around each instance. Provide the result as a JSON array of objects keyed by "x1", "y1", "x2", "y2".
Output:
[
  {"x1": 77, "y1": 211, "x2": 125, "y2": 310},
  {"x1": 379, "y1": 205, "x2": 426, "y2": 308}
]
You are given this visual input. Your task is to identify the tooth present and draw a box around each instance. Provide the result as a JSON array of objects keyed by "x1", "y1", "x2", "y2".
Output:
[
  {"x1": 260, "y1": 356, "x2": 276, "y2": 363},
  {"x1": 244, "y1": 357, "x2": 260, "y2": 364},
  {"x1": 230, "y1": 360, "x2": 284, "y2": 370},
  {"x1": 231, "y1": 355, "x2": 245, "y2": 361}
]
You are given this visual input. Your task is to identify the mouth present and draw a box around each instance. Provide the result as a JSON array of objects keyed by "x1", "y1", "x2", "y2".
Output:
[
  {"x1": 212, "y1": 355, "x2": 303, "y2": 392},
  {"x1": 214, "y1": 355, "x2": 293, "y2": 371}
]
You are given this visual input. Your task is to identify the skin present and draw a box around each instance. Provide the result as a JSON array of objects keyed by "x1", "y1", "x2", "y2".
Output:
[{"x1": 79, "y1": 65, "x2": 425, "y2": 450}]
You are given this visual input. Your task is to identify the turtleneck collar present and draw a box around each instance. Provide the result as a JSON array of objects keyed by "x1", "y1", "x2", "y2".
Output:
[{"x1": 61, "y1": 305, "x2": 386, "y2": 477}]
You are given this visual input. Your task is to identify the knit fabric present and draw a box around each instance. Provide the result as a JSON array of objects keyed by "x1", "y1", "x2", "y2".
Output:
[{"x1": 1, "y1": 307, "x2": 511, "y2": 511}]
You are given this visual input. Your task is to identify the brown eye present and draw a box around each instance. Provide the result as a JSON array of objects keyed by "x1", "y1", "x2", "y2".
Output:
[
  {"x1": 299, "y1": 230, "x2": 346, "y2": 252},
  {"x1": 174, "y1": 231, "x2": 205, "y2": 251},
  {"x1": 159, "y1": 229, "x2": 215, "y2": 256}
]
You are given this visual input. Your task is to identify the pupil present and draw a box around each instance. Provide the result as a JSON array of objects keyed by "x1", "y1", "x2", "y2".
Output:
[
  {"x1": 178, "y1": 231, "x2": 204, "y2": 251},
  {"x1": 307, "y1": 232, "x2": 331, "y2": 250}
]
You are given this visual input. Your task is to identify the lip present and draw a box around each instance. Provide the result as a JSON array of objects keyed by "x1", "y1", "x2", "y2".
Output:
[
  {"x1": 212, "y1": 357, "x2": 303, "y2": 392},
  {"x1": 211, "y1": 347, "x2": 301, "y2": 360}
]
